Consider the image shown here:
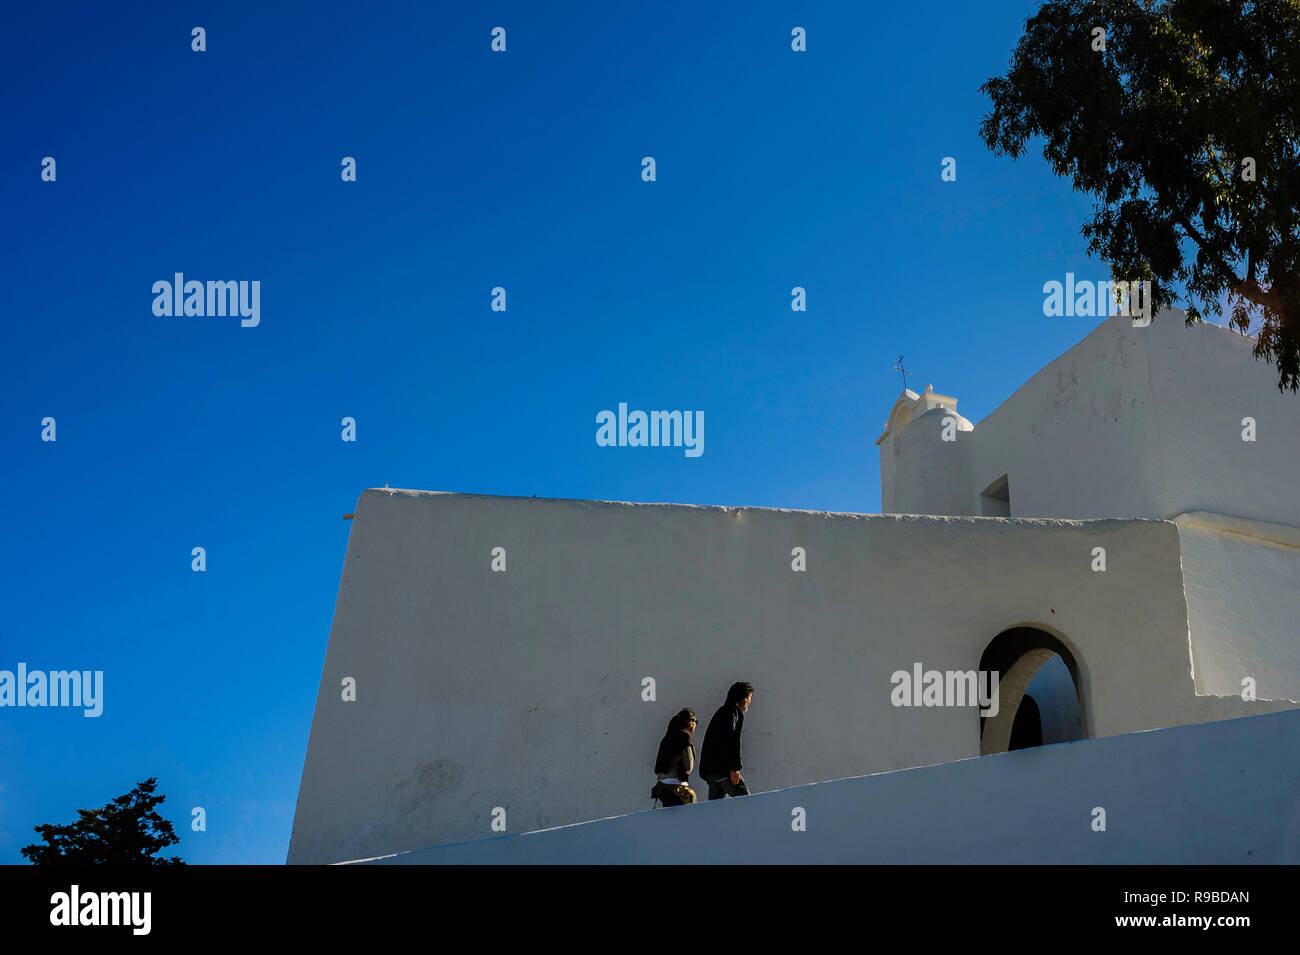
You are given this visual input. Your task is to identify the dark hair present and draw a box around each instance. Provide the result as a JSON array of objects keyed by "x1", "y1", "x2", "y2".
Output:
[
  {"x1": 726, "y1": 681, "x2": 754, "y2": 706},
  {"x1": 667, "y1": 707, "x2": 696, "y2": 735},
  {"x1": 655, "y1": 708, "x2": 697, "y2": 774}
]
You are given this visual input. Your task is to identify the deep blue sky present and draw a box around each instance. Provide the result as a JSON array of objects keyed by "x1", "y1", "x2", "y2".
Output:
[{"x1": 3, "y1": 0, "x2": 1126, "y2": 863}]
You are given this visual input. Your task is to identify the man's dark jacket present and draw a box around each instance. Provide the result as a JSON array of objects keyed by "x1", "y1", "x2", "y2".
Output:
[{"x1": 698, "y1": 703, "x2": 743, "y2": 781}]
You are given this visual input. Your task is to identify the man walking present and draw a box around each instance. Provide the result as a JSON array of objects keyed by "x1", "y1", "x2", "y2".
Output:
[{"x1": 699, "y1": 681, "x2": 753, "y2": 800}]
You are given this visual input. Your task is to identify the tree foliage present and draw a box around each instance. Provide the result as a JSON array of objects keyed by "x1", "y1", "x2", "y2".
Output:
[
  {"x1": 980, "y1": 0, "x2": 1300, "y2": 390},
  {"x1": 20, "y1": 778, "x2": 185, "y2": 865}
]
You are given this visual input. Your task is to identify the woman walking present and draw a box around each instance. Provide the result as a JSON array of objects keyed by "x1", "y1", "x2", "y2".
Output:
[{"x1": 651, "y1": 708, "x2": 698, "y2": 806}]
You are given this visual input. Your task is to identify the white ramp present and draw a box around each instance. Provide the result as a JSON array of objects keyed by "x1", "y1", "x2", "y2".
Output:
[{"x1": 355, "y1": 708, "x2": 1300, "y2": 864}]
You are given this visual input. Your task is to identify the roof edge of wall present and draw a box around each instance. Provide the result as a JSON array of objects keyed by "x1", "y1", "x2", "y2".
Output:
[
  {"x1": 1172, "y1": 510, "x2": 1300, "y2": 551},
  {"x1": 355, "y1": 487, "x2": 1178, "y2": 528}
]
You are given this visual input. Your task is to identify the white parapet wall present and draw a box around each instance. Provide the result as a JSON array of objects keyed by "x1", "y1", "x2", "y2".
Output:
[
  {"x1": 1175, "y1": 512, "x2": 1300, "y2": 699},
  {"x1": 287, "y1": 489, "x2": 1293, "y2": 865},
  {"x1": 357, "y1": 708, "x2": 1300, "y2": 865}
]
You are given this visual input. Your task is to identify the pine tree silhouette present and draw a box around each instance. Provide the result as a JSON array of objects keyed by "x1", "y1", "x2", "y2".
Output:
[{"x1": 21, "y1": 778, "x2": 185, "y2": 865}]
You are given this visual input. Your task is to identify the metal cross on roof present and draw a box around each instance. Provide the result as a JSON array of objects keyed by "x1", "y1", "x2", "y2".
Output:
[{"x1": 894, "y1": 356, "x2": 909, "y2": 392}]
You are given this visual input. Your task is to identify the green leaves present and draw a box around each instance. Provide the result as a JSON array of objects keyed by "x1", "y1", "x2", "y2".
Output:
[{"x1": 981, "y1": 0, "x2": 1300, "y2": 390}]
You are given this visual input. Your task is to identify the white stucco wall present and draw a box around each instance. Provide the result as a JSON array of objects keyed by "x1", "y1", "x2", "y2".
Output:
[
  {"x1": 966, "y1": 315, "x2": 1166, "y2": 520},
  {"x1": 1146, "y1": 316, "x2": 1300, "y2": 528},
  {"x1": 287, "y1": 489, "x2": 1288, "y2": 864},
  {"x1": 362, "y1": 708, "x2": 1300, "y2": 864},
  {"x1": 1176, "y1": 514, "x2": 1300, "y2": 699},
  {"x1": 882, "y1": 311, "x2": 1300, "y2": 703},
  {"x1": 892, "y1": 408, "x2": 975, "y2": 515}
]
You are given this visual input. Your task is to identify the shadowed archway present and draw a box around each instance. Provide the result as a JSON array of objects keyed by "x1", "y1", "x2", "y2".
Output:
[{"x1": 979, "y1": 626, "x2": 1087, "y2": 755}]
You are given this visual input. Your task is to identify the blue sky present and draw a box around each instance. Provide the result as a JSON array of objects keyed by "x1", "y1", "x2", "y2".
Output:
[{"x1": 2, "y1": 0, "x2": 1130, "y2": 863}]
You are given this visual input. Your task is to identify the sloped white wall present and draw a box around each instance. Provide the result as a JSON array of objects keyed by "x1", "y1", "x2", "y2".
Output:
[
  {"x1": 966, "y1": 315, "x2": 1166, "y2": 520},
  {"x1": 363, "y1": 708, "x2": 1300, "y2": 864},
  {"x1": 1146, "y1": 317, "x2": 1300, "y2": 528},
  {"x1": 287, "y1": 490, "x2": 1290, "y2": 864}
]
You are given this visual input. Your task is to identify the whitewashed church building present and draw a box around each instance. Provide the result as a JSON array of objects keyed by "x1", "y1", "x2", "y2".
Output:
[{"x1": 288, "y1": 310, "x2": 1300, "y2": 864}]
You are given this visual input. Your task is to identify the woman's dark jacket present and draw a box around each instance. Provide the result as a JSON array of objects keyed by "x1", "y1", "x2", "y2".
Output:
[{"x1": 654, "y1": 729, "x2": 695, "y2": 781}]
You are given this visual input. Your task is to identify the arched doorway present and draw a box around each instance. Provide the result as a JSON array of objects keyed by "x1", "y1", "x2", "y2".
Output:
[
  {"x1": 979, "y1": 626, "x2": 1087, "y2": 755},
  {"x1": 1008, "y1": 693, "x2": 1043, "y2": 750}
]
